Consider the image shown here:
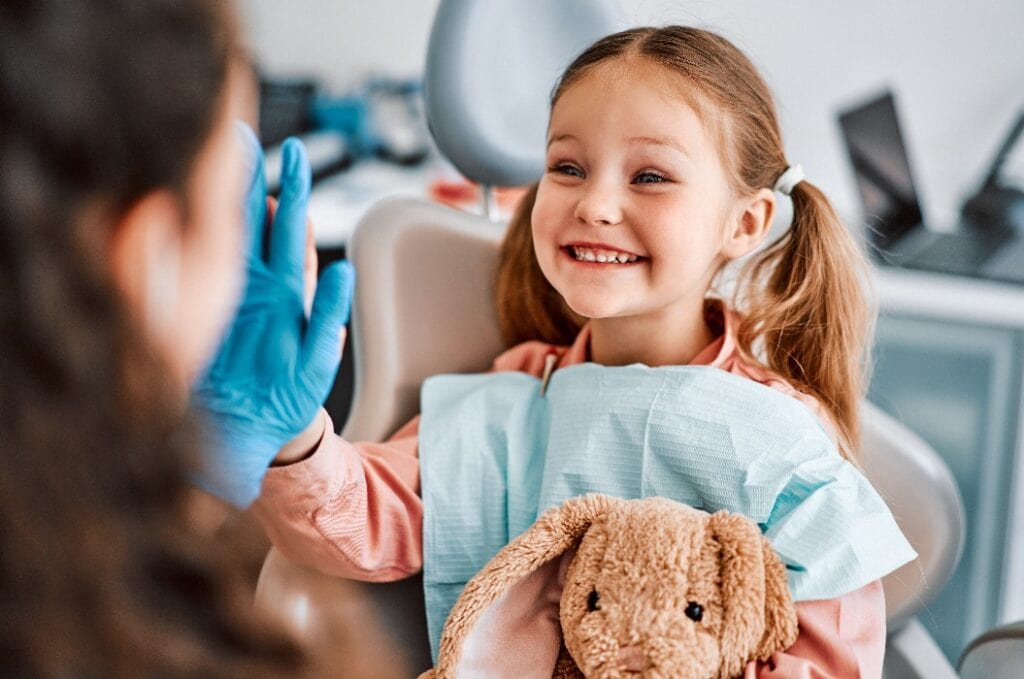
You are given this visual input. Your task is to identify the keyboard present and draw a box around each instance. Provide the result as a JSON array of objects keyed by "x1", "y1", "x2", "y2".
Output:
[{"x1": 912, "y1": 230, "x2": 1008, "y2": 274}]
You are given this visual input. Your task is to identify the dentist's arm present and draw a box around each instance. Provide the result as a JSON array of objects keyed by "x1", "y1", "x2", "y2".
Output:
[{"x1": 192, "y1": 125, "x2": 353, "y2": 508}]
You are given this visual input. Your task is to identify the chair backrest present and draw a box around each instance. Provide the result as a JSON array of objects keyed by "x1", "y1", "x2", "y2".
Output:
[
  {"x1": 340, "y1": 197, "x2": 506, "y2": 441},
  {"x1": 342, "y1": 197, "x2": 967, "y2": 628},
  {"x1": 424, "y1": 0, "x2": 626, "y2": 187}
]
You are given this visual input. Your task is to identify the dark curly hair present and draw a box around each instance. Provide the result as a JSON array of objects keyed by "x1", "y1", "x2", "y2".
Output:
[{"x1": 0, "y1": 1, "x2": 306, "y2": 675}]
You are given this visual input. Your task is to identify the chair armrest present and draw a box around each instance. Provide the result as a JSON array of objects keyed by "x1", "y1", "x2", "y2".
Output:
[
  {"x1": 884, "y1": 618, "x2": 959, "y2": 679},
  {"x1": 958, "y1": 620, "x2": 1024, "y2": 679}
]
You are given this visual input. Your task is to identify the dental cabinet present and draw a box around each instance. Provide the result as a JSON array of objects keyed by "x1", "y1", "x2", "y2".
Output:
[{"x1": 869, "y1": 267, "x2": 1024, "y2": 663}]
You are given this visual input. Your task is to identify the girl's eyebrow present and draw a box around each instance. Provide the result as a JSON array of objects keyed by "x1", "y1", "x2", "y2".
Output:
[
  {"x1": 547, "y1": 132, "x2": 577, "y2": 147},
  {"x1": 629, "y1": 135, "x2": 691, "y2": 157},
  {"x1": 546, "y1": 132, "x2": 691, "y2": 159}
]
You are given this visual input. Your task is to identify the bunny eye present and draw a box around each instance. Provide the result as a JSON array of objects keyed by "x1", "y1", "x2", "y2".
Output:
[
  {"x1": 587, "y1": 589, "x2": 601, "y2": 612},
  {"x1": 685, "y1": 601, "x2": 704, "y2": 622}
]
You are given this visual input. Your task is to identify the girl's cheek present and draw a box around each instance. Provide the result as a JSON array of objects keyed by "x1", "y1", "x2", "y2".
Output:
[
  {"x1": 530, "y1": 202, "x2": 552, "y2": 238},
  {"x1": 533, "y1": 188, "x2": 566, "y2": 230}
]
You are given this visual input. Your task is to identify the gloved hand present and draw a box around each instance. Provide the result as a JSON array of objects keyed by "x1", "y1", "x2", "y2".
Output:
[{"x1": 193, "y1": 124, "x2": 354, "y2": 507}]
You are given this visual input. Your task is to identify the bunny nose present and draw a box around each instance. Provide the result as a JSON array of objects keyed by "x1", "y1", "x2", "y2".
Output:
[{"x1": 618, "y1": 645, "x2": 646, "y2": 671}]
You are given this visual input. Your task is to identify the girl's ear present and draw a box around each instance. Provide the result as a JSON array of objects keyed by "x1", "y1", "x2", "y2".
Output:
[{"x1": 721, "y1": 187, "x2": 776, "y2": 260}]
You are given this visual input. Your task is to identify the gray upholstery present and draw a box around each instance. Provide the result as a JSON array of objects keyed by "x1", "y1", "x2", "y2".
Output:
[{"x1": 424, "y1": 0, "x2": 626, "y2": 187}]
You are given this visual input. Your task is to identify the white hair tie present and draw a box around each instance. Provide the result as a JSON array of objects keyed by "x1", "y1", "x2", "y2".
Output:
[{"x1": 773, "y1": 164, "x2": 804, "y2": 195}]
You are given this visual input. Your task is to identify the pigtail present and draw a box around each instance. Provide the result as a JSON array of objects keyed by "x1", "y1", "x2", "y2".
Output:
[
  {"x1": 734, "y1": 181, "x2": 875, "y2": 460},
  {"x1": 495, "y1": 183, "x2": 584, "y2": 347}
]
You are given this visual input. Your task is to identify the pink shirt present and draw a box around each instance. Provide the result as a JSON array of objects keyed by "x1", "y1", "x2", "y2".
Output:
[{"x1": 255, "y1": 302, "x2": 885, "y2": 677}]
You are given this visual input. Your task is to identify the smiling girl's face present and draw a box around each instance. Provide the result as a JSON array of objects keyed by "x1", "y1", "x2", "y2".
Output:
[{"x1": 532, "y1": 58, "x2": 742, "y2": 328}]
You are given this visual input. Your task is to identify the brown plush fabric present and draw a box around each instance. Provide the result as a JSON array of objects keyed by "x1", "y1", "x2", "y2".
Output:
[{"x1": 422, "y1": 495, "x2": 798, "y2": 678}]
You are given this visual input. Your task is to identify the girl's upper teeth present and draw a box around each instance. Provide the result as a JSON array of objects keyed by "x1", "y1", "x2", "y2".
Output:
[{"x1": 571, "y1": 246, "x2": 638, "y2": 263}]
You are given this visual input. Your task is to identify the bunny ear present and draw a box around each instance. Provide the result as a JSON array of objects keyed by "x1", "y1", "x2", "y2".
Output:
[
  {"x1": 706, "y1": 511, "x2": 773, "y2": 679},
  {"x1": 754, "y1": 536, "x2": 799, "y2": 659},
  {"x1": 432, "y1": 494, "x2": 620, "y2": 678}
]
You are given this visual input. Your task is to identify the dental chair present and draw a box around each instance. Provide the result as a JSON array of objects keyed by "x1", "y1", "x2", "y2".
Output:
[
  {"x1": 957, "y1": 621, "x2": 1024, "y2": 679},
  {"x1": 256, "y1": 1, "x2": 977, "y2": 676}
]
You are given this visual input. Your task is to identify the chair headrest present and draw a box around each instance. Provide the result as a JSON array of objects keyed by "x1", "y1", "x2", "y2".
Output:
[{"x1": 424, "y1": 0, "x2": 627, "y2": 187}]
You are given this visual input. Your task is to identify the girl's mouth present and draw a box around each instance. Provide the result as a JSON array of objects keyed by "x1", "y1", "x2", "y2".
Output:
[{"x1": 563, "y1": 244, "x2": 648, "y2": 265}]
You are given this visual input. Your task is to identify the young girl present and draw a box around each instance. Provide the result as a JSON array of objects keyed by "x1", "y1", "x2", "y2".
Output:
[{"x1": 247, "y1": 26, "x2": 910, "y2": 677}]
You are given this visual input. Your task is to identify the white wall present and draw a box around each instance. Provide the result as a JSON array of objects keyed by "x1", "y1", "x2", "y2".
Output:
[
  {"x1": 239, "y1": 0, "x2": 1024, "y2": 225},
  {"x1": 236, "y1": 0, "x2": 440, "y2": 91}
]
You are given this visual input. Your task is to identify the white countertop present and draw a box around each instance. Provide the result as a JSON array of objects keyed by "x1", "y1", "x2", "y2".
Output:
[{"x1": 874, "y1": 267, "x2": 1024, "y2": 329}]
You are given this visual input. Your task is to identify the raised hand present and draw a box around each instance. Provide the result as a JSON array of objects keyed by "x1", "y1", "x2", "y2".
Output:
[{"x1": 193, "y1": 124, "x2": 354, "y2": 507}]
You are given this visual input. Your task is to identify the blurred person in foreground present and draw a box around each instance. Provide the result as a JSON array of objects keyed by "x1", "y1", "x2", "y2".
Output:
[{"x1": 0, "y1": 1, "x2": 392, "y2": 676}]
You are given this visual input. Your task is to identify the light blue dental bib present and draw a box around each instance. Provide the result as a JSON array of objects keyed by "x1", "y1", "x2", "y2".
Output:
[{"x1": 419, "y1": 363, "x2": 916, "y2": 659}]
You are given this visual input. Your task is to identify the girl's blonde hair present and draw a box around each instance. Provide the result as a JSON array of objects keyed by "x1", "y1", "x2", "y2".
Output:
[{"x1": 496, "y1": 26, "x2": 874, "y2": 460}]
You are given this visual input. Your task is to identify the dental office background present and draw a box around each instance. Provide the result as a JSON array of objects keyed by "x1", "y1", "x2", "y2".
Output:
[
  {"x1": 239, "y1": 0, "x2": 1024, "y2": 229},
  {"x1": 237, "y1": 0, "x2": 1024, "y2": 665}
]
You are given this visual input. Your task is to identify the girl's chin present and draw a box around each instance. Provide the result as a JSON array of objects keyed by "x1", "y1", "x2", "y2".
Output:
[{"x1": 560, "y1": 296, "x2": 629, "y2": 321}]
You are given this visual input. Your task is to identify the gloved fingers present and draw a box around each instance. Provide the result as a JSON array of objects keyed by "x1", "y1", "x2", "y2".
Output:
[
  {"x1": 304, "y1": 216, "x2": 318, "y2": 316},
  {"x1": 236, "y1": 122, "x2": 268, "y2": 263},
  {"x1": 262, "y1": 194, "x2": 316, "y2": 309},
  {"x1": 300, "y1": 260, "x2": 354, "y2": 393},
  {"x1": 270, "y1": 137, "x2": 312, "y2": 295},
  {"x1": 202, "y1": 266, "x2": 298, "y2": 384}
]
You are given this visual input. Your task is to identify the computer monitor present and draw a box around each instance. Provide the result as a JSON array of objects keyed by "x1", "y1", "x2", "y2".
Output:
[{"x1": 837, "y1": 90, "x2": 924, "y2": 250}]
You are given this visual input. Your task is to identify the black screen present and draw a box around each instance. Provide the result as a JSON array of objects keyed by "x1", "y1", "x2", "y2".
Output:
[{"x1": 838, "y1": 91, "x2": 924, "y2": 249}]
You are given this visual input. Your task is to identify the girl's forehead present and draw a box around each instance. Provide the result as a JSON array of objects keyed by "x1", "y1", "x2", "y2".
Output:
[
  {"x1": 548, "y1": 58, "x2": 719, "y2": 150},
  {"x1": 561, "y1": 57, "x2": 711, "y2": 112}
]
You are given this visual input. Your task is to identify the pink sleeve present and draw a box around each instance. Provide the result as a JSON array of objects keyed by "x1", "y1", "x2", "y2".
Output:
[
  {"x1": 252, "y1": 411, "x2": 423, "y2": 582},
  {"x1": 250, "y1": 341, "x2": 553, "y2": 583},
  {"x1": 744, "y1": 581, "x2": 886, "y2": 678}
]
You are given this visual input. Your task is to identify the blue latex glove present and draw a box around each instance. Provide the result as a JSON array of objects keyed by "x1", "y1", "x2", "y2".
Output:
[{"x1": 193, "y1": 124, "x2": 354, "y2": 507}]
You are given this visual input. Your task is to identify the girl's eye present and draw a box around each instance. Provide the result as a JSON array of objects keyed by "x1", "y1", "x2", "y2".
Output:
[
  {"x1": 634, "y1": 170, "x2": 667, "y2": 184},
  {"x1": 551, "y1": 163, "x2": 584, "y2": 178}
]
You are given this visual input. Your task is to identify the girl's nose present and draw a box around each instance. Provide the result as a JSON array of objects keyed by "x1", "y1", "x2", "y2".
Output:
[{"x1": 573, "y1": 184, "x2": 623, "y2": 226}]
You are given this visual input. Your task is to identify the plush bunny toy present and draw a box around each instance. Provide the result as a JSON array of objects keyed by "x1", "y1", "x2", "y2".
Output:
[{"x1": 420, "y1": 494, "x2": 799, "y2": 679}]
